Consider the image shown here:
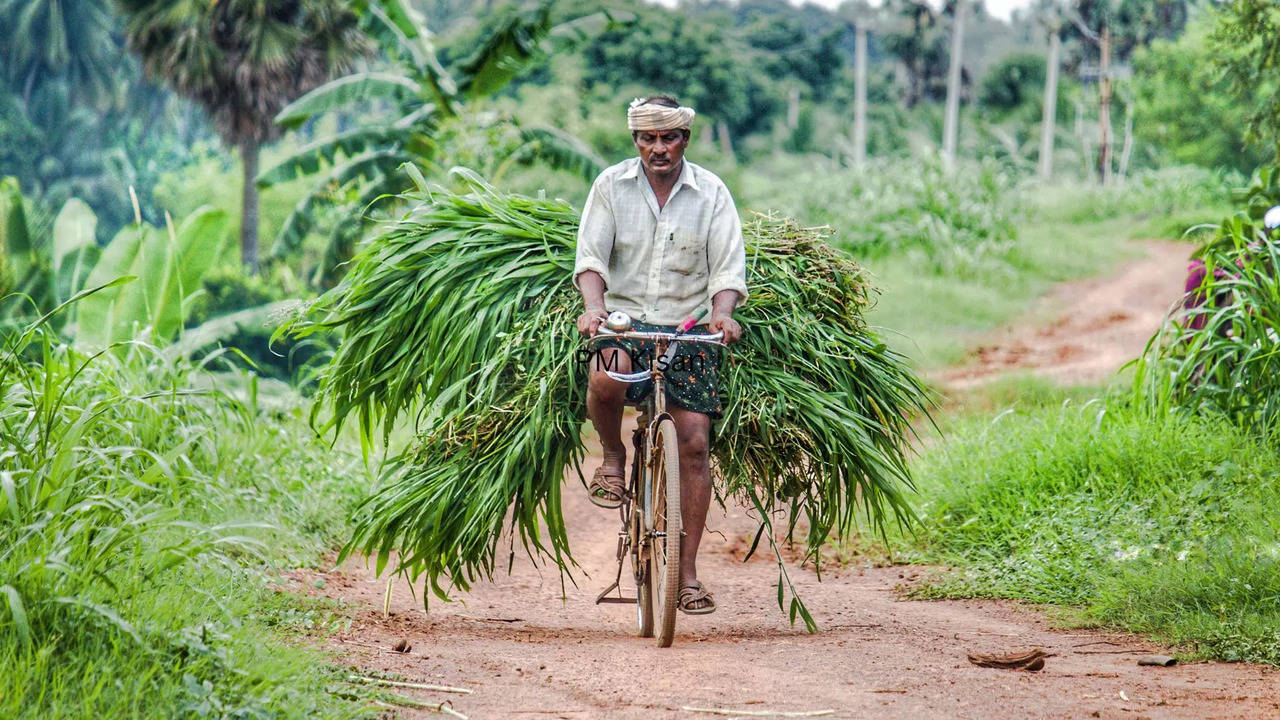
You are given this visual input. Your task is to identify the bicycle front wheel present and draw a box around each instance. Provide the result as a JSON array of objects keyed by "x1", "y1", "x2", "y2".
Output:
[{"x1": 647, "y1": 417, "x2": 682, "y2": 647}]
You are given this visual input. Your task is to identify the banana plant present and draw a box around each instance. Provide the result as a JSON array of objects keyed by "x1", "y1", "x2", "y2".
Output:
[
  {"x1": 0, "y1": 179, "x2": 99, "y2": 328},
  {"x1": 1, "y1": 177, "x2": 236, "y2": 350},
  {"x1": 74, "y1": 207, "x2": 228, "y2": 350},
  {"x1": 258, "y1": 0, "x2": 618, "y2": 284}
]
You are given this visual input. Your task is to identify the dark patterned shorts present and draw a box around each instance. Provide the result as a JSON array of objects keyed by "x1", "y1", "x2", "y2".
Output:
[{"x1": 592, "y1": 321, "x2": 724, "y2": 418}]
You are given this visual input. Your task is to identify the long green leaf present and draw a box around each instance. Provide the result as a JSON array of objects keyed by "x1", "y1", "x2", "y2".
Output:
[
  {"x1": 257, "y1": 124, "x2": 419, "y2": 188},
  {"x1": 271, "y1": 150, "x2": 412, "y2": 257},
  {"x1": 275, "y1": 72, "x2": 421, "y2": 128},
  {"x1": 1, "y1": 585, "x2": 31, "y2": 649},
  {"x1": 0, "y1": 177, "x2": 34, "y2": 290},
  {"x1": 51, "y1": 198, "x2": 97, "y2": 274}
]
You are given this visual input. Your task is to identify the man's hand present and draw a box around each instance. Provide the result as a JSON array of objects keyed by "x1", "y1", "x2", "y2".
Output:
[
  {"x1": 578, "y1": 308, "x2": 608, "y2": 337},
  {"x1": 709, "y1": 289, "x2": 743, "y2": 344},
  {"x1": 709, "y1": 312, "x2": 742, "y2": 344}
]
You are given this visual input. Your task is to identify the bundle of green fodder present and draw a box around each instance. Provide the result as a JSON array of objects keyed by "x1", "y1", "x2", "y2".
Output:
[
  {"x1": 1132, "y1": 210, "x2": 1280, "y2": 431},
  {"x1": 286, "y1": 169, "x2": 932, "y2": 619}
]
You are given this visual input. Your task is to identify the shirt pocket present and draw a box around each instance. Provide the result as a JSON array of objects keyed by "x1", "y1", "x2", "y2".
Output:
[{"x1": 663, "y1": 231, "x2": 707, "y2": 278}]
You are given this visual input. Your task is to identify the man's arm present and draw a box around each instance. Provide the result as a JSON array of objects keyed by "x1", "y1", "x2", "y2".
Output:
[
  {"x1": 706, "y1": 183, "x2": 748, "y2": 344},
  {"x1": 575, "y1": 175, "x2": 615, "y2": 336},
  {"x1": 577, "y1": 271, "x2": 609, "y2": 336},
  {"x1": 709, "y1": 289, "x2": 742, "y2": 343}
]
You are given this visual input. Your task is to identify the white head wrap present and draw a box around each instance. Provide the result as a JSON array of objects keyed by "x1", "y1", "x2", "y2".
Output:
[{"x1": 627, "y1": 97, "x2": 696, "y2": 131}]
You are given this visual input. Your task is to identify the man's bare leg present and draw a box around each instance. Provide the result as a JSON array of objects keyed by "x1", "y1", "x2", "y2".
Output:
[
  {"x1": 669, "y1": 405, "x2": 713, "y2": 609},
  {"x1": 586, "y1": 348, "x2": 631, "y2": 482}
]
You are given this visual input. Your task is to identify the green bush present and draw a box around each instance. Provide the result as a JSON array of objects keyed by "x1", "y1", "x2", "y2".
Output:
[
  {"x1": 739, "y1": 155, "x2": 1017, "y2": 272},
  {"x1": 1132, "y1": 206, "x2": 1280, "y2": 432},
  {"x1": 907, "y1": 399, "x2": 1280, "y2": 664},
  {"x1": 0, "y1": 312, "x2": 368, "y2": 716},
  {"x1": 1025, "y1": 165, "x2": 1236, "y2": 237},
  {"x1": 184, "y1": 266, "x2": 332, "y2": 384}
]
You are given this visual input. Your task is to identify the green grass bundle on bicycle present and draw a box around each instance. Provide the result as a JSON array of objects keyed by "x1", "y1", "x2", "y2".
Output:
[{"x1": 279, "y1": 95, "x2": 933, "y2": 646}]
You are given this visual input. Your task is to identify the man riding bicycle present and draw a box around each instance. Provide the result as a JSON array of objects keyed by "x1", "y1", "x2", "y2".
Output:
[{"x1": 574, "y1": 94, "x2": 747, "y2": 616}]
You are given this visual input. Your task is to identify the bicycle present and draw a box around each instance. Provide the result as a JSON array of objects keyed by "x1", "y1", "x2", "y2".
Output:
[{"x1": 588, "y1": 310, "x2": 724, "y2": 647}]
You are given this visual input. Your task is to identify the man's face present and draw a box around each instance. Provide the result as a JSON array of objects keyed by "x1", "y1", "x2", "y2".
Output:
[{"x1": 634, "y1": 128, "x2": 689, "y2": 178}]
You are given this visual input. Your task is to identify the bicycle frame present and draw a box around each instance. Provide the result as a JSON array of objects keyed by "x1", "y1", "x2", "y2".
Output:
[{"x1": 588, "y1": 327, "x2": 723, "y2": 618}]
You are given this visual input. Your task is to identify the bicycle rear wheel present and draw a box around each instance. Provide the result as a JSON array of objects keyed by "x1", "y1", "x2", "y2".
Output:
[{"x1": 647, "y1": 417, "x2": 681, "y2": 647}]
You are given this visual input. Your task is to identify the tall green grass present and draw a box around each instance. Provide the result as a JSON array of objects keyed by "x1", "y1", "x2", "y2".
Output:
[
  {"x1": 905, "y1": 397, "x2": 1280, "y2": 664},
  {"x1": 283, "y1": 171, "x2": 931, "y2": 630},
  {"x1": 738, "y1": 155, "x2": 1017, "y2": 272},
  {"x1": 0, "y1": 306, "x2": 371, "y2": 717},
  {"x1": 869, "y1": 214, "x2": 1148, "y2": 368},
  {"x1": 1132, "y1": 211, "x2": 1280, "y2": 433},
  {"x1": 737, "y1": 160, "x2": 1229, "y2": 369},
  {"x1": 1024, "y1": 166, "x2": 1235, "y2": 238}
]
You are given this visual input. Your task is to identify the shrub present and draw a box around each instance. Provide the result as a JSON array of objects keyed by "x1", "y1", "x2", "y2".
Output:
[
  {"x1": 1132, "y1": 207, "x2": 1280, "y2": 432},
  {"x1": 739, "y1": 155, "x2": 1017, "y2": 272},
  {"x1": 0, "y1": 307, "x2": 367, "y2": 716},
  {"x1": 908, "y1": 399, "x2": 1280, "y2": 664}
]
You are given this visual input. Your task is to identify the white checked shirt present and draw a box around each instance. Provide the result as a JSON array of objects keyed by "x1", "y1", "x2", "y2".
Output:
[{"x1": 574, "y1": 157, "x2": 748, "y2": 325}]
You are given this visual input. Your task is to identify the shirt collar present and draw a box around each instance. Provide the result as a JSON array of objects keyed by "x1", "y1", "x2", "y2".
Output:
[{"x1": 621, "y1": 157, "x2": 701, "y2": 194}]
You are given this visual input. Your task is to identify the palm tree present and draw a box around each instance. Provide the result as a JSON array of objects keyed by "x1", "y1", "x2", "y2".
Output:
[
  {"x1": 0, "y1": 0, "x2": 116, "y2": 105},
  {"x1": 258, "y1": 1, "x2": 617, "y2": 284},
  {"x1": 116, "y1": 0, "x2": 370, "y2": 273}
]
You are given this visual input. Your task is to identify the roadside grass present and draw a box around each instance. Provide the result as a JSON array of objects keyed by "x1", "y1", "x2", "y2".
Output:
[
  {"x1": 898, "y1": 390, "x2": 1280, "y2": 665},
  {"x1": 0, "y1": 322, "x2": 374, "y2": 718},
  {"x1": 741, "y1": 159, "x2": 1230, "y2": 370}
]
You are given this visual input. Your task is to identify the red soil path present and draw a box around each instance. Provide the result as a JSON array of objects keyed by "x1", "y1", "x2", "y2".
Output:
[{"x1": 938, "y1": 240, "x2": 1191, "y2": 389}]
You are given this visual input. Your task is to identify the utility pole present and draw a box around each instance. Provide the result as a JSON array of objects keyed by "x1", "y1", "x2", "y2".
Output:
[
  {"x1": 853, "y1": 22, "x2": 868, "y2": 166},
  {"x1": 787, "y1": 86, "x2": 801, "y2": 129},
  {"x1": 1068, "y1": 8, "x2": 1113, "y2": 186},
  {"x1": 942, "y1": 0, "x2": 967, "y2": 169},
  {"x1": 1097, "y1": 26, "x2": 1112, "y2": 186},
  {"x1": 1038, "y1": 27, "x2": 1061, "y2": 180}
]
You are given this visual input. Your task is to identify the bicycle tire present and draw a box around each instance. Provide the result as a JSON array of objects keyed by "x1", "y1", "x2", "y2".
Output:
[
  {"x1": 632, "y1": 481, "x2": 654, "y2": 638},
  {"x1": 648, "y1": 417, "x2": 681, "y2": 647}
]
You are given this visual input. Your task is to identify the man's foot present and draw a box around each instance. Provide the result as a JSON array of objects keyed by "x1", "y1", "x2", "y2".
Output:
[
  {"x1": 587, "y1": 464, "x2": 625, "y2": 509},
  {"x1": 678, "y1": 580, "x2": 716, "y2": 615}
]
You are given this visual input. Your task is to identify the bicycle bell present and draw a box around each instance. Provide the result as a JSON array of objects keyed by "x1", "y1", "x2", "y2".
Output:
[{"x1": 605, "y1": 310, "x2": 633, "y2": 332}]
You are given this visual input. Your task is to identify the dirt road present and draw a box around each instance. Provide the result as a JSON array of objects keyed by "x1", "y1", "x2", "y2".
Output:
[
  {"x1": 294, "y1": 239, "x2": 1280, "y2": 718},
  {"x1": 937, "y1": 240, "x2": 1192, "y2": 389},
  {"x1": 299, "y1": 464, "x2": 1279, "y2": 719}
]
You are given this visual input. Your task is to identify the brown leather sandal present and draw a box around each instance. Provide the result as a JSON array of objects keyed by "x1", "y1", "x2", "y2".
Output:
[
  {"x1": 587, "y1": 467, "x2": 625, "y2": 509},
  {"x1": 679, "y1": 580, "x2": 717, "y2": 615}
]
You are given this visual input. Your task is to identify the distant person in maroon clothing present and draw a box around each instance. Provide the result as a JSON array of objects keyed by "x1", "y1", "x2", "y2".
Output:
[{"x1": 1181, "y1": 205, "x2": 1280, "y2": 332}]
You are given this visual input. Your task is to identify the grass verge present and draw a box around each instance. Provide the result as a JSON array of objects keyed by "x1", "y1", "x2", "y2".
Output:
[
  {"x1": 0, "y1": 323, "x2": 374, "y2": 718},
  {"x1": 868, "y1": 215, "x2": 1149, "y2": 369},
  {"x1": 900, "y1": 391, "x2": 1280, "y2": 664}
]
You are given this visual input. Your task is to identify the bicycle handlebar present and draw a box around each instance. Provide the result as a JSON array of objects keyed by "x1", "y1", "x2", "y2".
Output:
[
  {"x1": 587, "y1": 326, "x2": 726, "y2": 385},
  {"x1": 591, "y1": 327, "x2": 726, "y2": 345}
]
